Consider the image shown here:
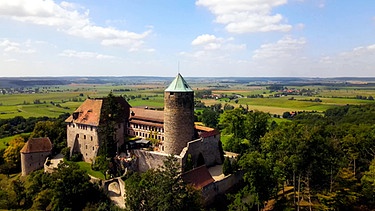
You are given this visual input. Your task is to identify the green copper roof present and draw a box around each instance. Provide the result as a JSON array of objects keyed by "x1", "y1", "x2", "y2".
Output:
[{"x1": 165, "y1": 73, "x2": 193, "y2": 92}]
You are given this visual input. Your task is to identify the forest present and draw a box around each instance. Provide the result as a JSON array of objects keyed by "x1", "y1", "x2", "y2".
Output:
[{"x1": 216, "y1": 103, "x2": 375, "y2": 210}]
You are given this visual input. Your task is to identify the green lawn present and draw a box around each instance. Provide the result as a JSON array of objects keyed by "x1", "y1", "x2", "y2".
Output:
[
  {"x1": 76, "y1": 161, "x2": 105, "y2": 180},
  {"x1": 0, "y1": 133, "x2": 30, "y2": 150}
]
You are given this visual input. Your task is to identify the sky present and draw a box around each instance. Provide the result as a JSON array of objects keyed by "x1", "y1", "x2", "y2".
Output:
[{"x1": 0, "y1": 0, "x2": 374, "y2": 77}]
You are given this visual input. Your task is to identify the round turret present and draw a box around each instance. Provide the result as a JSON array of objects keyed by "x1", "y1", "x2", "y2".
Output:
[{"x1": 163, "y1": 74, "x2": 195, "y2": 155}]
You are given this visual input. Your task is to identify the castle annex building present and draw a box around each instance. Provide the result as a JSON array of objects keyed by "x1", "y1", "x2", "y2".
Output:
[
  {"x1": 65, "y1": 97, "x2": 130, "y2": 162},
  {"x1": 21, "y1": 137, "x2": 52, "y2": 176}
]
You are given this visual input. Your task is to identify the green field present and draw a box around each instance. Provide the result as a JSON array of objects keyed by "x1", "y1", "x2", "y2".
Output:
[
  {"x1": 0, "y1": 133, "x2": 30, "y2": 150},
  {"x1": 0, "y1": 83, "x2": 165, "y2": 119},
  {"x1": 2, "y1": 83, "x2": 375, "y2": 119},
  {"x1": 204, "y1": 86, "x2": 375, "y2": 115}
]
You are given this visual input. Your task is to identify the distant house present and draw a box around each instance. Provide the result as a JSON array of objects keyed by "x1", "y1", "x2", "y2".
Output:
[
  {"x1": 65, "y1": 97, "x2": 130, "y2": 162},
  {"x1": 20, "y1": 137, "x2": 53, "y2": 176}
]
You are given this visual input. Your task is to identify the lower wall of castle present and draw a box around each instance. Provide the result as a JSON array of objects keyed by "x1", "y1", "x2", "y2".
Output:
[
  {"x1": 133, "y1": 150, "x2": 182, "y2": 172},
  {"x1": 201, "y1": 171, "x2": 243, "y2": 205},
  {"x1": 181, "y1": 136, "x2": 223, "y2": 169}
]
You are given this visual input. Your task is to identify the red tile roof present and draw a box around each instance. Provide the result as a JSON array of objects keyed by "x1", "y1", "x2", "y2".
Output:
[
  {"x1": 20, "y1": 137, "x2": 52, "y2": 154},
  {"x1": 199, "y1": 129, "x2": 220, "y2": 138},
  {"x1": 65, "y1": 98, "x2": 103, "y2": 126},
  {"x1": 181, "y1": 165, "x2": 214, "y2": 189},
  {"x1": 129, "y1": 119, "x2": 164, "y2": 128},
  {"x1": 130, "y1": 107, "x2": 164, "y2": 123},
  {"x1": 194, "y1": 125, "x2": 215, "y2": 132}
]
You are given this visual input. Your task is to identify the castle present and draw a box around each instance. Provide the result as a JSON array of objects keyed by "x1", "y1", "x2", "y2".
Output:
[
  {"x1": 20, "y1": 74, "x2": 238, "y2": 204},
  {"x1": 65, "y1": 73, "x2": 224, "y2": 170}
]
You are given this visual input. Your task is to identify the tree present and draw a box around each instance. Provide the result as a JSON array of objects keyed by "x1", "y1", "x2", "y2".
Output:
[
  {"x1": 223, "y1": 157, "x2": 233, "y2": 176},
  {"x1": 237, "y1": 151, "x2": 277, "y2": 209},
  {"x1": 318, "y1": 168, "x2": 360, "y2": 210},
  {"x1": 50, "y1": 162, "x2": 98, "y2": 210},
  {"x1": 219, "y1": 108, "x2": 246, "y2": 138},
  {"x1": 243, "y1": 111, "x2": 269, "y2": 151},
  {"x1": 3, "y1": 136, "x2": 25, "y2": 172},
  {"x1": 361, "y1": 158, "x2": 375, "y2": 207},
  {"x1": 11, "y1": 179, "x2": 25, "y2": 207},
  {"x1": 30, "y1": 116, "x2": 67, "y2": 154},
  {"x1": 201, "y1": 108, "x2": 219, "y2": 128},
  {"x1": 98, "y1": 92, "x2": 124, "y2": 158},
  {"x1": 125, "y1": 155, "x2": 202, "y2": 211}
]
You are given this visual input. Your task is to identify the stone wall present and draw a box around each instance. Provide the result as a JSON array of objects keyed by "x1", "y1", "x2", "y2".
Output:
[
  {"x1": 201, "y1": 171, "x2": 243, "y2": 205},
  {"x1": 66, "y1": 123, "x2": 99, "y2": 162},
  {"x1": 181, "y1": 135, "x2": 223, "y2": 169},
  {"x1": 133, "y1": 150, "x2": 182, "y2": 172},
  {"x1": 21, "y1": 151, "x2": 50, "y2": 176},
  {"x1": 164, "y1": 91, "x2": 195, "y2": 155},
  {"x1": 66, "y1": 122, "x2": 125, "y2": 162}
]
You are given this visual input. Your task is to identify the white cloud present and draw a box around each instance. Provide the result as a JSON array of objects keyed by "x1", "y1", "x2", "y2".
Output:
[
  {"x1": 59, "y1": 50, "x2": 116, "y2": 59},
  {"x1": 0, "y1": 0, "x2": 151, "y2": 51},
  {"x1": 196, "y1": 0, "x2": 292, "y2": 33},
  {"x1": 0, "y1": 39, "x2": 36, "y2": 54},
  {"x1": 192, "y1": 34, "x2": 221, "y2": 46},
  {"x1": 250, "y1": 37, "x2": 375, "y2": 77},
  {"x1": 253, "y1": 36, "x2": 306, "y2": 59},
  {"x1": 320, "y1": 44, "x2": 375, "y2": 70},
  {"x1": 191, "y1": 34, "x2": 245, "y2": 52}
]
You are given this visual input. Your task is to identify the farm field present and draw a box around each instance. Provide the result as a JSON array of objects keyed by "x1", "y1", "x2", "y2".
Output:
[
  {"x1": 0, "y1": 83, "x2": 165, "y2": 119},
  {"x1": 1, "y1": 79, "x2": 375, "y2": 119},
  {"x1": 204, "y1": 85, "x2": 375, "y2": 115}
]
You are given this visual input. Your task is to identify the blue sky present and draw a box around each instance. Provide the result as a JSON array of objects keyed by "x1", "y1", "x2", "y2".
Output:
[{"x1": 0, "y1": 0, "x2": 374, "y2": 77}]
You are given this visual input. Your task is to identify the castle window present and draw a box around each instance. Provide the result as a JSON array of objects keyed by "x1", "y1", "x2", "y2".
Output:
[
  {"x1": 73, "y1": 124, "x2": 75, "y2": 128},
  {"x1": 84, "y1": 135, "x2": 86, "y2": 139},
  {"x1": 86, "y1": 145, "x2": 87, "y2": 149},
  {"x1": 91, "y1": 136, "x2": 93, "y2": 141},
  {"x1": 91, "y1": 126, "x2": 93, "y2": 131},
  {"x1": 93, "y1": 147, "x2": 94, "y2": 150}
]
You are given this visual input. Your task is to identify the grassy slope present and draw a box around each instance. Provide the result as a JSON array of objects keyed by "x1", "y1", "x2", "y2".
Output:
[
  {"x1": 0, "y1": 133, "x2": 30, "y2": 150},
  {"x1": 76, "y1": 161, "x2": 105, "y2": 180}
]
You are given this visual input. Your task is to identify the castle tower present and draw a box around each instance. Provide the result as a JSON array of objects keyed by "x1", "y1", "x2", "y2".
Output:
[{"x1": 164, "y1": 73, "x2": 195, "y2": 155}]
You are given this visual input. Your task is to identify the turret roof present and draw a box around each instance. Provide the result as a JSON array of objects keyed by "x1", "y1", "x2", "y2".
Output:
[{"x1": 165, "y1": 73, "x2": 193, "y2": 92}]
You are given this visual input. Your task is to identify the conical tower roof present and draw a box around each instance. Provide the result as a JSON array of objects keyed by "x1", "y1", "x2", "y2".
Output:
[{"x1": 165, "y1": 73, "x2": 193, "y2": 92}]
